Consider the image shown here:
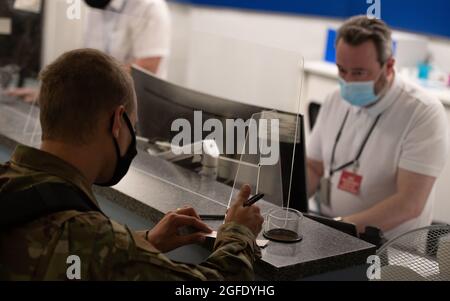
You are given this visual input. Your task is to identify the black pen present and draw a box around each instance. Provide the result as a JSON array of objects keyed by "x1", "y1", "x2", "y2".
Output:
[
  {"x1": 243, "y1": 193, "x2": 265, "y2": 207},
  {"x1": 199, "y1": 214, "x2": 226, "y2": 220}
]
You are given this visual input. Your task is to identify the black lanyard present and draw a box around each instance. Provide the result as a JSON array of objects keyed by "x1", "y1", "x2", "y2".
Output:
[{"x1": 329, "y1": 110, "x2": 382, "y2": 177}]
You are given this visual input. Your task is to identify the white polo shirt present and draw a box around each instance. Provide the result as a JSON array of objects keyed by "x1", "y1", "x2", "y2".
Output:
[
  {"x1": 307, "y1": 75, "x2": 449, "y2": 239},
  {"x1": 84, "y1": 0, "x2": 171, "y2": 78}
]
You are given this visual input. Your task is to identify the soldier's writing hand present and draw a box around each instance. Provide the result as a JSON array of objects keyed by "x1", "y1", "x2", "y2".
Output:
[
  {"x1": 225, "y1": 184, "x2": 264, "y2": 237},
  {"x1": 146, "y1": 206, "x2": 213, "y2": 253}
]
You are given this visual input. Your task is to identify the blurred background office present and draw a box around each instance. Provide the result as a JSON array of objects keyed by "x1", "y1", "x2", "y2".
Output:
[{"x1": 1, "y1": 0, "x2": 450, "y2": 224}]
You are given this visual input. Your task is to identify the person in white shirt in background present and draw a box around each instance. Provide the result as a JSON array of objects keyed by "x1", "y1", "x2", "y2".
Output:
[
  {"x1": 307, "y1": 15, "x2": 449, "y2": 240},
  {"x1": 83, "y1": 0, "x2": 171, "y2": 78},
  {"x1": 7, "y1": 0, "x2": 171, "y2": 101}
]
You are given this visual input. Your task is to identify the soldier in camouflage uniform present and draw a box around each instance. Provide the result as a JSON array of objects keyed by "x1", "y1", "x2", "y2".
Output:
[{"x1": 0, "y1": 49, "x2": 264, "y2": 281}]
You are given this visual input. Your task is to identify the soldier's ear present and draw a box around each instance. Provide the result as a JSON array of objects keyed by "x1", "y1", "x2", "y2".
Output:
[{"x1": 111, "y1": 106, "x2": 126, "y2": 139}]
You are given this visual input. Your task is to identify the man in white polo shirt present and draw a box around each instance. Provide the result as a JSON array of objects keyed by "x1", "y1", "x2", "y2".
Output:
[
  {"x1": 307, "y1": 16, "x2": 449, "y2": 240},
  {"x1": 83, "y1": 0, "x2": 171, "y2": 78},
  {"x1": 5, "y1": 0, "x2": 171, "y2": 101}
]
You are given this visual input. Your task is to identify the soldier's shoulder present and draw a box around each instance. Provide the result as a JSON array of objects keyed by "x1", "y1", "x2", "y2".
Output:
[
  {"x1": 62, "y1": 211, "x2": 130, "y2": 244},
  {"x1": 49, "y1": 210, "x2": 110, "y2": 228},
  {"x1": 0, "y1": 161, "x2": 13, "y2": 185},
  {"x1": 0, "y1": 161, "x2": 10, "y2": 171}
]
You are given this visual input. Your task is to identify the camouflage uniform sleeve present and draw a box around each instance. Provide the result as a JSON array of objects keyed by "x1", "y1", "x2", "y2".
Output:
[
  {"x1": 89, "y1": 218, "x2": 261, "y2": 281},
  {"x1": 200, "y1": 222, "x2": 262, "y2": 280}
]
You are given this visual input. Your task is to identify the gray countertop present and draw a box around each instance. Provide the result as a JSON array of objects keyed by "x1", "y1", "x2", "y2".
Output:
[{"x1": 0, "y1": 95, "x2": 376, "y2": 280}]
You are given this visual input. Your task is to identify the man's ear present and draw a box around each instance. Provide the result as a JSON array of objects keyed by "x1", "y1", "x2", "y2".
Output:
[
  {"x1": 111, "y1": 105, "x2": 126, "y2": 139},
  {"x1": 386, "y1": 57, "x2": 396, "y2": 76}
]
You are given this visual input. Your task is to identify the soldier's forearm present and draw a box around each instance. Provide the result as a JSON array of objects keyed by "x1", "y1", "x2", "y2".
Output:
[{"x1": 199, "y1": 222, "x2": 261, "y2": 280}]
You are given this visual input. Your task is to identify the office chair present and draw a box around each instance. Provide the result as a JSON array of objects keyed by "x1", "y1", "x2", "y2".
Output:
[
  {"x1": 375, "y1": 224, "x2": 450, "y2": 281},
  {"x1": 426, "y1": 222, "x2": 450, "y2": 257},
  {"x1": 308, "y1": 101, "x2": 322, "y2": 131}
]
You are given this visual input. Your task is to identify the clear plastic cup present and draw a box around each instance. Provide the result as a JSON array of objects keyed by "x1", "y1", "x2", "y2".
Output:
[{"x1": 263, "y1": 207, "x2": 303, "y2": 243}]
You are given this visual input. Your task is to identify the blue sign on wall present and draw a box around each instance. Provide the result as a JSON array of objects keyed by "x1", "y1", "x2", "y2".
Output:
[{"x1": 172, "y1": 0, "x2": 450, "y2": 39}]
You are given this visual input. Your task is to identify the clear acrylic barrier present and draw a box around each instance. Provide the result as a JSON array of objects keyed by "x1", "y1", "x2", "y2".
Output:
[
  {"x1": 1, "y1": 30, "x2": 306, "y2": 222},
  {"x1": 171, "y1": 30, "x2": 304, "y2": 114},
  {"x1": 165, "y1": 33, "x2": 306, "y2": 219},
  {"x1": 227, "y1": 108, "x2": 305, "y2": 242},
  {"x1": 227, "y1": 108, "x2": 303, "y2": 204},
  {"x1": 0, "y1": 88, "x2": 41, "y2": 148},
  {"x1": 128, "y1": 32, "x2": 306, "y2": 223}
]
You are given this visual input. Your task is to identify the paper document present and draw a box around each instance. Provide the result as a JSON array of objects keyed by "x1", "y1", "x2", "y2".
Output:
[{"x1": 205, "y1": 231, "x2": 269, "y2": 248}]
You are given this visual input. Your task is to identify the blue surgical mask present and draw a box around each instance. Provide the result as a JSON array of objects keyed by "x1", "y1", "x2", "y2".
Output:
[{"x1": 339, "y1": 67, "x2": 386, "y2": 107}]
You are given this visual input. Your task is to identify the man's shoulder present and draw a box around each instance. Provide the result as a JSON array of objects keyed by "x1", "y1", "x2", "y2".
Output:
[
  {"x1": 36, "y1": 212, "x2": 141, "y2": 269},
  {"x1": 58, "y1": 211, "x2": 129, "y2": 244},
  {"x1": 62, "y1": 210, "x2": 111, "y2": 228},
  {"x1": 127, "y1": 0, "x2": 168, "y2": 15},
  {"x1": 60, "y1": 212, "x2": 162, "y2": 256},
  {"x1": 0, "y1": 163, "x2": 63, "y2": 196},
  {"x1": 22, "y1": 211, "x2": 133, "y2": 252},
  {"x1": 398, "y1": 77, "x2": 444, "y2": 112},
  {"x1": 23, "y1": 211, "x2": 115, "y2": 241},
  {"x1": 137, "y1": 0, "x2": 168, "y2": 9},
  {"x1": 0, "y1": 161, "x2": 11, "y2": 180},
  {"x1": 1, "y1": 211, "x2": 116, "y2": 280},
  {"x1": 390, "y1": 77, "x2": 447, "y2": 140}
]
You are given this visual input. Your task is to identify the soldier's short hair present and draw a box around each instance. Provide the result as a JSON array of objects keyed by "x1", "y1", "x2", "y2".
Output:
[
  {"x1": 39, "y1": 48, "x2": 135, "y2": 144},
  {"x1": 336, "y1": 15, "x2": 393, "y2": 65}
]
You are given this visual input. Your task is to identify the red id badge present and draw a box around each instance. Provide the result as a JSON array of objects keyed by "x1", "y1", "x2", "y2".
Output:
[{"x1": 338, "y1": 170, "x2": 363, "y2": 195}]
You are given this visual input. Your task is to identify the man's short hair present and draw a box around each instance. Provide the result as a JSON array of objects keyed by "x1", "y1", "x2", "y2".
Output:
[
  {"x1": 39, "y1": 48, "x2": 135, "y2": 144},
  {"x1": 336, "y1": 15, "x2": 393, "y2": 65}
]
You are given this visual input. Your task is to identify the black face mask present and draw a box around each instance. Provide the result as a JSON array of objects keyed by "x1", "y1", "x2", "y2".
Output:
[
  {"x1": 84, "y1": 0, "x2": 112, "y2": 9},
  {"x1": 96, "y1": 112, "x2": 137, "y2": 187}
]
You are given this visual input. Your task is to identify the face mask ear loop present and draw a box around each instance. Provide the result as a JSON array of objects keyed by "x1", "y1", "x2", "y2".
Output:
[
  {"x1": 374, "y1": 63, "x2": 390, "y2": 97},
  {"x1": 375, "y1": 63, "x2": 387, "y2": 82},
  {"x1": 94, "y1": 113, "x2": 120, "y2": 187}
]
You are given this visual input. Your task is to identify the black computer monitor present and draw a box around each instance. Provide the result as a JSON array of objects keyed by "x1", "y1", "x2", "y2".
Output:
[
  {"x1": 131, "y1": 66, "x2": 308, "y2": 212},
  {"x1": 131, "y1": 66, "x2": 264, "y2": 147}
]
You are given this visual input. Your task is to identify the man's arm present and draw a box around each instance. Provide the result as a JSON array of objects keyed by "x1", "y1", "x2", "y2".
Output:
[
  {"x1": 100, "y1": 185, "x2": 263, "y2": 281},
  {"x1": 109, "y1": 222, "x2": 260, "y2": 281},
  {"x1": 129, "y1": 0, "x2": 170, "y2": 76},
  {"x1": 130, "y1": 57, "x2": 162, "y2": 75},
  {"x1": 6, "y1": 57, "x2": 161, "y2": 104},
  {"x1": 106, "y1": 223, "x2": 261, "y2": 281},
  {"x1": 344, "y1": 168, "x2": 436, "y2": 233},
  {"x1": 307, "y1": 158, "x2": 324, "y2": 199},
  {"x1": 5, "y1": 87, "x2": 39, "y2": 103}
]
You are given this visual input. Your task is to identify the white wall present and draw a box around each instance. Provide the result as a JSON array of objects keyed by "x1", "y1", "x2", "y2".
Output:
[
  {"x1": 429, "y1": 38, "x2": 450, "y2": 74},
  {"x1": 42, "y1": 0, "x2": 86, "y2": 66},
  {"x1": 167, "y1": 4, "x2": 340, "y2": 110},
  {"x1": 42, "y1": 2, "x2": 450, "y2": 85},
  {"x1": 166, "y1": 3, "x2": 450, "y2": 113}
]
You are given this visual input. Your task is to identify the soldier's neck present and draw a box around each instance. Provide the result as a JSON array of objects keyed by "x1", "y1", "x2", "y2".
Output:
[{"x1": 40, "y1": 140, "x2": 100, "y2": 185}]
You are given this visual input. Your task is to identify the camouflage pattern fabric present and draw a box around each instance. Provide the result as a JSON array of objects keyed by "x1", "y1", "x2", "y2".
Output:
[{"x1": 0, "y1": 145, "x2": 261, "y2": 281}]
